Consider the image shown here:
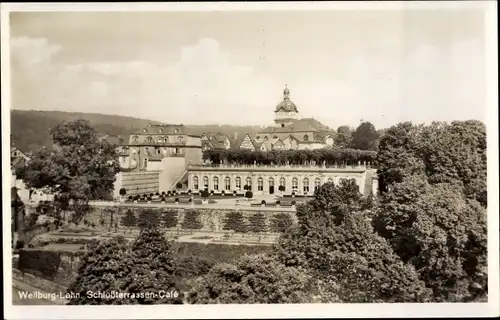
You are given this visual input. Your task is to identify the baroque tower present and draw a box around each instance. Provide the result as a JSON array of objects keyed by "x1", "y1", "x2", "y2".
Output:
[{"x1": 274, "y1": 85, "x2": 301, "y2": 128}]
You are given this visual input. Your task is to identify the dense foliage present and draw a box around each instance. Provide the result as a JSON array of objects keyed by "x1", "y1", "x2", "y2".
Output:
[
  {"x1": 67, "y1": 229, "x2": 181, "y2": 305},
  {"x1": 137, "y1": 209, "x2": 161, "y2": 230},
  {"x1": 270, "y1": 213, "x2": 294, "y2": 233},
  {"x1": 18, "y1": 249, "x2": 62, "y2": 279},
  {"x1": 121, "y1": 210, "x2": 137, "y2": 232},
  {"x1": 187, "y1": 254, "x2": 319, "y2": 304},
  {"x1": 203, "y1": 148, "x2": 376, "y2": 166},
  {"x1": 20, "y1": 120, "x2": 120, "y2": 217},
  {"x1": 351, "y1": 121, "x2": 379, "y2": 151}
]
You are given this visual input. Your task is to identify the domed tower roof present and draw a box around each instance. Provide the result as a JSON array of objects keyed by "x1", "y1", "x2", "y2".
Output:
[{"x1": 274, "y1": 85, "x2": 299, "y2": 113}]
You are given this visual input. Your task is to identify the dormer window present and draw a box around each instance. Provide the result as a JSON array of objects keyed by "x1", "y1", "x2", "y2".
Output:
[
  {"x1": 174, "y1": 128, "x2": 178, "y2": 133},
  {"x1": 143, "y1": 129, "x2": 147, "y2": 133},
  {"x1": 303, "y1": 134, "x2": 309, "y2": 141},
  {"x1": 273, "y1": 135, "x2": 278, "y2": 140},
  {"x1": 264, "y1": 136, "x2": 268, "y2": 141},
  {"x1": 159, "y1": 129, "x2": 163, "y2": 133},
  {"x1": 132, "y1": 136, "x2": 138, "y2": 142}
]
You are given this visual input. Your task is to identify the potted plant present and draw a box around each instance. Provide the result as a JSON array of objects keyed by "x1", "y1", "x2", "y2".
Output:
[
  {"x1": 245, "y1": 190, "x2": 253, "y2": 201},
  {"x1": 233, "y1": 190, "x2": 237, "y2": 196},
  {"x1": 188, "y1": 189, "x2": 192, "y2": 195},
  {"x1": 201, "y1": 190, "x2": 209, "y2": 204},
  {"x1": 119, "y1": 188, "x2": 127, "y2": 200},
  {"x1": 161, "y1": 196, "x2": 166, "y2": 204},
  {"x1": 147, "y1": 196, "x2": 152, "y2": 204},
  {"x1": 175, "y1": 197, "x2": 179, "y2": 204},
  {"x1": 276, "y1": 200, "x2": 281, "y2": 207},
  {"x1": 261, "y1": 200, "x2": 266, "y2": 207},
  {"x1": 278, "y1": 185, "x2": 285, "y2": 195},
  {"x1": 291, "y1": 191, "x2": 296, "y2": 198},
  {"x1": 291, "y1": 200, "x2": 296, "y2": 207}
]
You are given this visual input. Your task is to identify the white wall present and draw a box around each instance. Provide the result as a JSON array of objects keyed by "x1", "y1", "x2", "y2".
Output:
[{"x1": 158, "y1": 157, "x2": 187, "y2": 192}]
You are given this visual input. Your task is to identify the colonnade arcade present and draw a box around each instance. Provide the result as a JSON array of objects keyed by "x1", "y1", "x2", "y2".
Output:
[{"x1": 188, "y1": 172, "x2": 364, "y2": 195}]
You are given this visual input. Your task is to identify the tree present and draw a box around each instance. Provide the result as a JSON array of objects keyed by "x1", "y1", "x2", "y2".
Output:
[
  {"x1": 121, "y1": 209, "x2": 137, "y2": 233},
  {"x1": 21, "y1": 120, "x2": 120, "y2": 216},
  {"x1": 67, "y1": 237, "x2": 134, "y2": 305},
  {"x1": 124, "y1": 228, "x2": 182, "y2": 304},
  {"x1": 186, "y1": 254, "x2": 320, "y2": 304},
  {"x1": 223, "y1": 211, "x2": 248, "y2": 233},
  {"x1": 137, "y1": 209, "x2": 161, "y2": 230},
  {"x1": 334, "y1": 126, "x2": 353, "y2": 149},
  {"x1": 245, "y1": 191, "x2": 253, "y2": 199},
  {"x1": 351, "y1": 121, "x2": 379, "y2": 151},
  {"x1": 376, "y1": 122, "x2": 425, "y2": 193},
  {"x1": 248, "y1": 213, "x2": 268, "y2": 233},
  {"x1": 374, "y1": 176, "x2": 487, "y2": 301},
  {"x1": 162, "y1": 210, "x2": 179, "y2": 229},
  {"x1": 270, "y1": 213, "x2": 293, "y2": 233}
]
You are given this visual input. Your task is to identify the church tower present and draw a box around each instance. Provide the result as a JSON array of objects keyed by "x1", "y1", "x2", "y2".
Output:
[{"x1": 274, "y1": 85, "x2": 300, "y2": 128}]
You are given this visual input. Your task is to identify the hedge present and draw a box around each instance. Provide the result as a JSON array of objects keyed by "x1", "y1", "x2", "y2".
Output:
[
  {"x1": 223, "y1": 212, "x2": 248, "y2": 233},
  {"x1": 182, "y1": 210, "x2": 203, "y2": 230},
  {"x1": 202, "y1": 148, "x2": 377, "y2": 166}
]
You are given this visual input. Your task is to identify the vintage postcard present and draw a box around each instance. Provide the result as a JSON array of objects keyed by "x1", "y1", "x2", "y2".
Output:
[{"x1": 2, "y1": 1, "x2": 498, "y2": 319}]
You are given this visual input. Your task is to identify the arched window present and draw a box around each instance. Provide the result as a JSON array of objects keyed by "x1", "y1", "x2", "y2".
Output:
[
  {"x1": 193, "y1": 176, "x2": 199, "y2": 190},
  {"x1": 303, "y1": 134, "x2": 309, "y2": 141},
  {"x1": 273, "y1": 135, "x2": 278, "y2": 140},
  {"x1": 203, "y1": 176, "x2": 209, "y2": 189},
  {"x1": 132, "y1": 136, "x2": 138, "y2": 143},
  {"x1": 246, "y1": 177, "x2": 252, "y2": 188},
  {"x1": 264, "y1": 136, "x2": 268, "y2": 141},
  {"x1": 164, "y1": 137, "x2": 168, "y2": 143},
  {"x1": 146, "y1": 136, "x2": 153, "y2": 143},
  {"x1": 225, "y1": 176, "x2": 231, "y2": 190},
  {"x1": 257, "y1": 177, "x2": 264, "y2": 191},
  {"x1": 314, "y1": 178, "x2": 321, "y2": 191},
  {"x1": 268, "y1": 177, "x2": 274, "y2": 186},
  {"x1": 292, "y1": 177, "x2": 298, "y2": 191},
  {"x1": 213, "y1": 177, "x2": 219, "y2": 190},
  {"x1": 157, "y1": 137, "x2": 163, "y2": 143},
  {"x1": 303, "y1": 178, "x2": 309, "y2": 193},
  {"x1": 235, "y1": 177, "x2": 242, "y2": 189}
]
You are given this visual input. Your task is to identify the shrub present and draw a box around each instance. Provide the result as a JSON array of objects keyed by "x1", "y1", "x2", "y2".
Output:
[
  {"x1": 119, "y1": 188, "x2": 127, "y2": 196},
  {"x1": 155, "y1": 192, "x2": 160, "y2": 196},
  {"x1": 221, "y1": 190, "x2": 225, "y2": 195},
  {"x1": 161, "y1": 197, "x2": 166, "y2": 202},
  {"x1": 18, "y1": 249, "x2": 62, "y2": 279},
  {"x1": 291, "y1": 200, "x2": 296, "y2": 206},
  {"x1": 245, "y1": 191, "x2": 253, "y2": 199},
  {"x1": 147, "y1": 196, "x2": 152, "y2": 201},
  {"x1": 276, "y1": 200, "x2": 281, "y2": 205},
  {"x1": 278, "y1": 185, "x2": 285, "y2": 192},
  {"x1": 261, "y1": 200, "x2": 266, "y2": 205},
  {"x1": 291, "y1": 191, "x2": 296, "y2": 196},
  {"x1": 270, "y1": 213, "x2": 294, "y2": 233},
  {"x1": 175, "y1": 197, "x2": 180, "y2": 203},
  {"x1": 128, "y1": 196, "x2": 133, "y2": 201},
  {"x1": 188, "y1": 198, "x2": 193, "y2": 203},
  {"x1": 188, "y1": 189, "x2": 192, "y2": 194},
  {"x1": 182, "y1": 210, "x2": 203, "y2": 230},
  {"x1": 223, "y1": 212, "x2": 248, "y2": 233},
  {"x1": 162, "y1": 210, "x2": 179, "y2": 229},
  {"x1": 143, "y1": 194, "x2": 148, "y2": 198},
  {"x1": 233, "y1": 190, "x2": 237, "y2": 194},
  {"x1": 161, "y1": 191, "x2": 166, "y2": 196},
  {"x1": 248, "y1": 213, "x2": 268, "y2": 233},
  {"x1": 201, "y1": 190, "x2": 209, "y2": 198},
  {"x1": 167, "y1": 191, "x2": 172, "y2": 196},
  {"x1": 176, "y1": 182, "x2": 183, "y2": 189}
]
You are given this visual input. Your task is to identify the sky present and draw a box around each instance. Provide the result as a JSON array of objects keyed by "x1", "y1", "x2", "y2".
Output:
[{"x1": 8, "y1": 8, "x2": 488, "y2": 129}]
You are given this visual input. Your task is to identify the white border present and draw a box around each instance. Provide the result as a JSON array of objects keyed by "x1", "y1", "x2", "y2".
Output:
[{"x1": 2, "y1": 1, "x2": 499, "y2": 319}]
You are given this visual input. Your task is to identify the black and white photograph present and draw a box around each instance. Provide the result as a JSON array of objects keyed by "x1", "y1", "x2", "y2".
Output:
[{"x1": 2, "y1": 1, "x2": 498, "y2": 319}]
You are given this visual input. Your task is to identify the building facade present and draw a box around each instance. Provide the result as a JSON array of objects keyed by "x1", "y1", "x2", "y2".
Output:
[
  {"x1": 186, "y1": 164, "x2": 377, "y2": 196},
  {"x1": 201, "y1": 132, "x2": 232, "y2": 151},
  {"x1": 233, "y1": 85, "x2": 336, "y2": 151}
]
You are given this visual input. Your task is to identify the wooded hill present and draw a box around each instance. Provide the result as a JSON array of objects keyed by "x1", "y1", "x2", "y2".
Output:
[{"x1": 10, "y1": 110, "x2": 262, "y2": 152}]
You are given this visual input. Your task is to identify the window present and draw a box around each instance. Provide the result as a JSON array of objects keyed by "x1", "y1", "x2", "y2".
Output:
[
  {"x1": 236, "y1": 177, "x2": 241, "y2": 189},
  {"x1": 314, "y1": 178, "x2": 321, "y2": 191},
  {"x1": 156, "y1": 148, "x2": 161, "y2": 155},
  {"x1": 164, "y1": 137, "x2": 168, "y2": 143},
  {"x1": 264, "y1": 136, "x2": 268, "y2": 141},
  {"x1": 280, "y1": 177, "x2": 286, "y2": 188},
  {"x1": 132, "y1": 136, "x2": 138, "y2": 143},
  {"x1": 193, "y1": 176, "x2": 199, "y2": 190},
  {"x1": 292, "y1": 177, "x2": 298, "y2": 191},
  {"x1": 146, "y1": 136, "x2": 153, "y2": 143},
  {"x1": 144, "y1": 159, "x2": 148, "y2": 168},
  {"x1": 273, "y1": 136, "x2": 278, "y2": 140},
  {"x1": 213, "y1": 177, "x2": 219, "y2": 190},
  {"x1": 225, "y1": 177, "x2": 231, "y2": 190},
  {"x1": 281, "y1": 124, "x2": 285, "y2": 128},
  {"x1": 203, "y1": 176, "x2": 209, "y2": 189},
  {"x1": 303, "y1": 178, "x2": 309, "y2": 193},
  {"x1": 269, "y1": 177, "x2": 274, "y2": 186},
  {"x1": 256, "y1": 136, "x2": 260, "y2": 140},
  {"x1": 174, "y1": 128, "x2": 178, "y2": 133},
  {"x1": 257, "y1": 177, "x2": 264, "y2": 191},
  {"x1": 246, "y1": 177, "x2": 252, "y2": 188},
  {"x1": 303, "y1": 134, "x2": 309, "y2": 141}
]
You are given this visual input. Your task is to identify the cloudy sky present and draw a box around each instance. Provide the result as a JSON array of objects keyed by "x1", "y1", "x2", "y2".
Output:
[{"x1": 9, "y1": 8, "x2": 487, "y2": 128}]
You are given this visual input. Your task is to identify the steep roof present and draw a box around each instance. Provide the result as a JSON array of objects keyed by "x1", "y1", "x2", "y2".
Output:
[
  {"x1": 133, "y1": 124, "x2": 188, "y2": 135},
  {"x1": 258, "y1": 118, "x2": 334, "y2": 135},
  {"x1": 99, "y1": 134, "x2": 126, "y2": 145}
]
